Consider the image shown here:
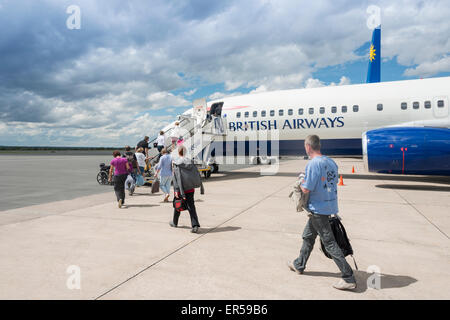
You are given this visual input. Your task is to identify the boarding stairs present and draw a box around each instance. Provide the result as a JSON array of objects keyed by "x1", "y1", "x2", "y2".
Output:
[{"x1": 144, "y1": 98, "x2": 227, "y2": 182}]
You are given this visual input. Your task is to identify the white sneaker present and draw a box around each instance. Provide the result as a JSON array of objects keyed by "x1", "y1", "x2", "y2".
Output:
[{"x1": 333, "y1": 279, "x2": 357, "y2": 291}]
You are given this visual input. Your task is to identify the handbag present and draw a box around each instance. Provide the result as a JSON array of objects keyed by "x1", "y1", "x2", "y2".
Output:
[
  {"x1": 172, "y1": 197, "x2": 187, "y2": 212},
  {"x1": 151, "y1": 179, "x2": 160, "y2": 193},
  {"x1": 136, "y1": 174, "x2": 145, "y2": 186}
]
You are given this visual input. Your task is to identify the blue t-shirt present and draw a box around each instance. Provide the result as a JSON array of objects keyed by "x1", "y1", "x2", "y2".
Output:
[
  {"x1": 156, "y1": 154, "x2": 173, "y2": 177},
  {"x1": 301, "y1": 156, "x2": 339, "y2": 215}
]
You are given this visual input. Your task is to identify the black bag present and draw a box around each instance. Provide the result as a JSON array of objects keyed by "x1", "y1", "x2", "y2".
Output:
[
  {"x1": 153, "y1": 142, "x2": 158, "y2": 148},
  {"x1": 320, "y1": 216, "x2": 358, "y2": 270},
  {"x1": 173, "y1": 197, "x2": 187, "y2": 212}
]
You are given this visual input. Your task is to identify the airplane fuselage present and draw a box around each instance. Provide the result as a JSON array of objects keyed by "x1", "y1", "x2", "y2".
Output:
[{"x1": 203, "y1": 77, "x2": 450, "y2": 156}]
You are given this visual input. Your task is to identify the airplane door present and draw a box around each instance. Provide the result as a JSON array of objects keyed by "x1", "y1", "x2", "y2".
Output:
[{"x1": 433, "y1": 96, "x2": 449, "y2": 118}]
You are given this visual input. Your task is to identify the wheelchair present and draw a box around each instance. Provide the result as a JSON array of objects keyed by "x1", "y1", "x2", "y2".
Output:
[{"x1": 97, "y1": 163, "x2": 112, "y2": 185}]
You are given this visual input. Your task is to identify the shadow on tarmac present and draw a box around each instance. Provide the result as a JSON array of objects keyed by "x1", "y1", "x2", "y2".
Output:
[
  {"x1": 376, "y1": 184, "x2": 450, "y2": 192},
  {"x1": 175, "y1": 225, "x2": 242, "y2": 234},
  {"x1": 342, "y1": 174, "x2": 450, "y2": 185},
  {"x1": 123, "y1": 204, "x2": 160, "y2": 208},
  {"x1": 303, "y1": 270, "x2": 418, "y2": 293},
  {"x1": 210, "y1": 171, "x2": 450, "y2": 185}
]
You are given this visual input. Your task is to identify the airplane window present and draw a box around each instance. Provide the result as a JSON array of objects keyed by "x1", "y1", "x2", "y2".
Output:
[
  {"x1": 236, "y1": 112, "x2": 241, "y2": 118},
  {"x1": 424, "y1": 101, "x2": 431, "y2": 109},
  {"x1": 320, "y1": 107, "x2": 325, "y2": 114},
  {"x1": 413, "y1": 102, "x2": 419, "y2": 109},
  {"x1": 377, "y1": 104, "x2": 383, "y2": 111},
  {"x1": 438, "y1": 100, "x2": 445, "y2": 108},
  {"x1": 331, "y1": 106, "x2": 337, "y2": 113},
  {"x1": 253, "y1": 111, "x2": 257, "y2": 117},
  {"x1": 288, "y1": 109, "x2": 293, "y2": 116},
  {"x1": 261, "y1": 110, "x2": 266, "y2": 117},
  {"x1": 353, "y1": 105, "x2": 359, "y2": 112},
  {"x1": 244, "y1": 112, "x2": 249, "y2": 118},
  {"x1": 270, "y1": 110, "x2": 275, "y2": 116},
  {"x1": 308, "y1": 108, "x2": 314, "y2": 115},
  {"x1": 279, "y1": 109, "x2": 284, "y2": 116},
  {"x1": 298, "y1": 108, "x2": 304, "y2": 115},
  {"x1": 341, "y1": 106, "x2": 347, "y2": 113},
  {"x1": 401, "y1": 102, "x2": 407, "y2": 110}
]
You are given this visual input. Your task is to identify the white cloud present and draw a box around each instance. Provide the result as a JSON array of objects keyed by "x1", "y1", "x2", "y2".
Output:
[
  {"x1": 183, "y1": 89, "x2": 197, "y2": 96},
  {"x1": 146, "y1": 91, "x2": 190, "y2": 110},
  {"x1": 1, "y1": 0, "x2": 450, "y2": 146},
  {"x1": 404, "y1": 55, "x2": 450, "y2": 77},
  {"x1": 208, "y1": 91, "x2": 242, "y2": 101}
]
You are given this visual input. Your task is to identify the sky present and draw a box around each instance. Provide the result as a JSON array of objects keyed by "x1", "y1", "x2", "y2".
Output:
[{"x1": 0, "y1": 0, "x2": 449, "y2": 147}]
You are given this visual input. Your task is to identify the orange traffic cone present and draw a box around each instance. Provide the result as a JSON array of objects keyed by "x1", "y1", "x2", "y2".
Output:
[
  {"x1": 352, "y1": 166, "x2": 355, "y2": 173},
  {"x1": 338, "y1": 175, "x2": 345, "y2": 186}
]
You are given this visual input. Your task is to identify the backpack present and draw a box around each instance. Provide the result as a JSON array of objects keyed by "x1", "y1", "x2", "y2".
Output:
[{"x1": 320, "y1": 216, "x2": 358, "y2": 270}]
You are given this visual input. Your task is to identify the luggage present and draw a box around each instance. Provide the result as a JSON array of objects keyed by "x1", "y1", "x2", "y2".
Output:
[
  {"x1": 136, "y1": 174, "x2": 145, "y2": 186},
  {"x1": 174, "y1": 162, "x2": 202, "y2": 190},
  {"x1": 173, "y1": 197, "x2": 187, "y2": 212},
  {"x1": 151, "y1": 179, "x2": 160, "y2": 193},
  {"x1": 320, "y1": 216, "x2": 358, "y2": 270}
]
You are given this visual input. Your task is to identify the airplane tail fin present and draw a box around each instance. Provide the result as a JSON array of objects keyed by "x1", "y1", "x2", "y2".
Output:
[{"x1": 366, "y1": 26, "x2": 381, "y2": 83}]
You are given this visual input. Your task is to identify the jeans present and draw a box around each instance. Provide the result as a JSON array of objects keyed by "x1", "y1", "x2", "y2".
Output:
[
  {"x1": 160, "y1": 175, "x2": 172, "y2": 195},
  {"x1": 293, "y1": 214, "x2": 355, "y2": 283},
  {"x1": 173, "y1": 192, "x2": 200, "y2": 228},
  {"x1": 113, "y1": 174, "x2": 128, "y2": 203}
]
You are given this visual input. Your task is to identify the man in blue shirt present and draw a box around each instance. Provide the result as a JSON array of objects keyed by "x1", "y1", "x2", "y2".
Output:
[{"x1": 288, "y1": 135, "x2": 357, "y2": 290}]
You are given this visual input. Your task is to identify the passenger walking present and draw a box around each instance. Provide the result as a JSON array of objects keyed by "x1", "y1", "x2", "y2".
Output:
[
  {"x1": 156, "y1": 131, "x2": 166, "y2": 153},
  {"x1": 137, "y1": 136, "x2": 150, "y2": 157},
  {"x1": 287, "y1": 135, "x2": 357, "y2": 290},
  {"x1": 135, "y1": 147, "x2": 147, "y2": 186},
  {"x1": 170, "y1": 122, "x2": 181, "y2": 149},
  {"x1": 123, "y1": 146, "x2": 140, "y2": 195},
  {"x1": 170, "y1": 146, "x2": 200, "y2": 233},
  {"x1": 155, "y1": 148, "x2": 172, "y2": 202},
  {"x1": 108, "y1": 150, "x2": 131, "y2": 208}
]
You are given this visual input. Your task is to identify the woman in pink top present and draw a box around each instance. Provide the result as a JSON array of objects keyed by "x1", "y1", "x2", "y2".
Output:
[{"x1": 108, "y1": 150, "x2": 130, "y2": 208}]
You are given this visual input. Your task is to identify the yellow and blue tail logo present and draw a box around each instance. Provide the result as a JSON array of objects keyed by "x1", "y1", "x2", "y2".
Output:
[{"x1": 366, "y1": 26, "x2": 381, "y2": 83}]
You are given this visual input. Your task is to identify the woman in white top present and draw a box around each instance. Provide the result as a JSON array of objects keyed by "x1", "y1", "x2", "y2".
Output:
[
  {"x1": 170, "y1": 122, "x2": 181, "y2": 148},
  {"x1": 135, "y1": 147, "x2": 147, "y2": 186},
  {"x1": 157, "y1": 131, "x2": 165, "y2": 153}
]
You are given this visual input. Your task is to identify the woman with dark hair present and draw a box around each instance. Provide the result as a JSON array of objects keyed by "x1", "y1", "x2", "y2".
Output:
[{"x1": 108, "y1": 150, "x2": 130, "y2": 208}]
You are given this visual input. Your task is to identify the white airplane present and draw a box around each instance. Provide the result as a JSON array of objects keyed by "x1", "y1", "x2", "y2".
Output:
[{"x1": 151, "y1": 27, "x2": 450, "y2": 176}]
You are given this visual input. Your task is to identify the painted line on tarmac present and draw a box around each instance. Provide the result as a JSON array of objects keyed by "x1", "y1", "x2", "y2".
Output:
[
  {"x1": 392, "y1": 188, "x2": 449, "y2": 240},
  {"x1": 94, "y1": 181, "x2": 291, "y2": 300}
]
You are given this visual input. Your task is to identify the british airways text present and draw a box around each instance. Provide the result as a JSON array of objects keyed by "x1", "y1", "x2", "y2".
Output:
[{"x1": 228, "y1": 117, "x2": 344, "y2": 131}]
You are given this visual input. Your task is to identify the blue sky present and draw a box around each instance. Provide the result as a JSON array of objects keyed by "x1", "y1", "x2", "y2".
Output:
[{"x1": 0, "y1": 0, "x2": 449, "y2": 147}]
